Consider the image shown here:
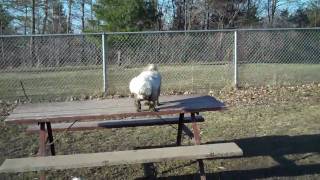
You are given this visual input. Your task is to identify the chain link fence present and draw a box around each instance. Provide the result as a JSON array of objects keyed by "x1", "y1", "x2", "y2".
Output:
[
  {"x1": 237, "y1": 29, "x2": 320, "y2": 87},
  {"x1": 107, "y1": 31, "x2": 234, "y2": 95},
  {"x1": 0, "y1": 34, "x2": 103, "y2": 101},
  {"x1": 0, "y1": 28, "x2": 319, "y2": 101}
]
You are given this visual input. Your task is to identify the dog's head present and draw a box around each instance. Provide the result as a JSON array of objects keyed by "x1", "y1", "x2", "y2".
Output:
[{"x1": 145, "y1": 64, "x2": 158, "y2": 71}]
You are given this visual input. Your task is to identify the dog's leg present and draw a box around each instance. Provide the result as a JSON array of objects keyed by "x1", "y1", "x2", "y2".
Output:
[
  {"x1": 135, "y1": 99, "x2": 141, "y2": 112},
  {"x1": 156, "y1": 86, "x2": 161, "y2": 106},
  {"x1": 149, "y1": 101, "x2": 156, "y2": 112}
]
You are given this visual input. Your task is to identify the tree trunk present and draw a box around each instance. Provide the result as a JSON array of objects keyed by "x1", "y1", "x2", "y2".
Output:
[
  {"x1": 267, "y1": 0, "x2": 271, "y2": 25},
  {"x1": 271, "y1": 0, "x2": 278, "y2": 26},
  {"x1": 42, "y1": 0, "x2": 48, "y2": 34},
  {"x1": 188, "y1": 0, "x2": 192, "y2": 30},
  {"x1": 81, "y1": 0, "x2": 85, "y2": 32},
  {"x1": 157, "y1": 0, "x2": 164, "y2": 31},
  {"x1": 172, "y1": 0, "x2": 176, "y2": 20},
  {"x1": 184, "y1": 0, "x2": 187, "y2": 30},
  {"x1": 90, "y1": 0, "x2": 93, "y2": 20},
  {"x1": 36, "y1": 4, "x2": 41, "y2": 33},
  {"x1": 24, "y1": 6, "x2": 28, "y2": 35},
  {"x1": 204, "y1": 0, "x2": 209, "y2": 30},
  {"x1": 53, "y1": 1, "x2": 59, "y2": 33},
  {"x1": 32, "y1": 0, "x2": 35, "y2": 34},
  {"x1": 228, "y1": 3, "x2": 240, "y2": 28},
  {"x1": 68, "y1": 0, "x2": 72, "y2": 33}
]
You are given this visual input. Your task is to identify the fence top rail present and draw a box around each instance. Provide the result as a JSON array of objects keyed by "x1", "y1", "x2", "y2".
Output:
[
  {"x1": 104, "y1": 27, "x2": 320, "y2": 35},
  {"x1": 0, "y1": 27, "x2": 320, "y2": 38},
  {"x1": 0, "y1": 32, "x2": 103, "y2": 38}
]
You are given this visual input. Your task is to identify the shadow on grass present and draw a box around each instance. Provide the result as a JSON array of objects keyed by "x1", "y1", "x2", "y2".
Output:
[{"x1": 136, "y1": 133, "x2": 320, "y2": 180}]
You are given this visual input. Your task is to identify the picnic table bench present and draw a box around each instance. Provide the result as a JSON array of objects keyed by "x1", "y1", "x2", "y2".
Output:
[{"x1": 0, "y1": 95, "x2": 243, "y2": 180}]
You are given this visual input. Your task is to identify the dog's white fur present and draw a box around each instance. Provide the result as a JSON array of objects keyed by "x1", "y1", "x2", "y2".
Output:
[{"x1": 129, "y1": 64, "x2": 161, "y2": 111}]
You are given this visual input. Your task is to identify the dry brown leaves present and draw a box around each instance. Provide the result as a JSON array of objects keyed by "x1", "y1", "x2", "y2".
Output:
[{"x1": 211, "y1": 83, "x2": 320, "y2": 107}]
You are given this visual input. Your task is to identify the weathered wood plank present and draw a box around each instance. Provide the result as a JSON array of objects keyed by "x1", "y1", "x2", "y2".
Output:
[
  {"x1": 0, "y1": 143, "x2": 242, "y2": 173},
  {"x1": 26, "y1": 115, "x2": 205, "y2": 133},
  {"x1": 6, "y1": 95, "x2": 225, "y2": 124}
]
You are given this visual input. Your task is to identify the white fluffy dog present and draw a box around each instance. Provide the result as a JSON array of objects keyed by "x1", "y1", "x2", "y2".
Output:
[{"x1": 129, "y1": 64, "x2": 161, "y2": 111}]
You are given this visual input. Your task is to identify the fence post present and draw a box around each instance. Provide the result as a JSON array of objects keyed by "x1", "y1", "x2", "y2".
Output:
[
  {"x1": 102, "y1": 33, "x2": 108, "y2": 93},
  {"x1": 234, "y1": 30, "x2": 238, "y2": 88}
]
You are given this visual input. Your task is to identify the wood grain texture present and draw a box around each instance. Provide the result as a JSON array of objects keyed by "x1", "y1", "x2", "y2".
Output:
[
  {"x1": 0, "y1": 143, "x2": 242, "y2": 173},
  {"x1": 6, "y1": 95, "x2": 225, "y2": 124},
  {"x1": 26, "y1": 115, "x2": 205, "y2": 133}
]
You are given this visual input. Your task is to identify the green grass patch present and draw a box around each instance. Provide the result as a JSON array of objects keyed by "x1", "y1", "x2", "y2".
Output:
[
  {"x1": 0, "y1": 63, "x2": 319, "y2": 101},
  {"x1": 239, "y1": 63, "x2": 320, "y2": 86}
]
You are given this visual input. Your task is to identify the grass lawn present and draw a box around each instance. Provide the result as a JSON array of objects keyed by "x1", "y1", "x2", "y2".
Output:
[
  {"x1": 0, "y1": 83, "x2": 319, "y2": 179},
  {"x1": 0, "y1": 63, "x2": 319, "y2": 101},
  {"x1": 238, "y1": 63, "x2": 320, "y2": 87}
]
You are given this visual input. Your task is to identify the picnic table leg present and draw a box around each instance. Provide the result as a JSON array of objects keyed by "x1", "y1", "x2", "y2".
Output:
[
  {"x1": 39, "y1": 122, "x2": 47, "y2": 156},
  {"x1": 191, "y1": 113, "x2": 206, "y2": 180},
  {"x1": 176, "y1": 113, "x2": 184, "y2": 146},
  {"x1": 46, "y1": 122, "x2": 56, "y2": 156},
  {"x1": 38, "y1": 122, "x2": 47, "y2": 180}
]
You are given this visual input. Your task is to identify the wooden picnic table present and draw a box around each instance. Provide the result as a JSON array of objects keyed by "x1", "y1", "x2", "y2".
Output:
[
  {"x1": 4, "y1": 95, "x2": 226, "y2": 180},
  {"x1": 5, "y1": 94, "x2": 226, "y2": 155},
  {"x1": 6, "y1": 95, "x2": 225, "y2": 124}
]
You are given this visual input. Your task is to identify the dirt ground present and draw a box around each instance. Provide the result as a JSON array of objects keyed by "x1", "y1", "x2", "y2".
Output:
[{"x1": 0, "y1": 83, "x2": 319, "y2": 180}]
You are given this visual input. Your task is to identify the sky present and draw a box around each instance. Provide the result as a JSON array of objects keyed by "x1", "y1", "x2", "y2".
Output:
[{"x1": 3, "y1": 0, "x2": 317, "y2": 34}]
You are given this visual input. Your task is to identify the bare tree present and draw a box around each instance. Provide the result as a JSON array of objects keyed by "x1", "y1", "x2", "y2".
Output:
[
  {"x1": 265, "y1": 0, "x2": 302, "y2": 27},
  {"x1": 266, "y1": 0, "x2": 278, "y2": 26},
  {"x1": 24, "y1": 5, "x2": 28, "y2": 34},
  {"x1": 90, "y1": 0, "x2": 93, "y2": 20},
  {"x1": 81, "y1": 0, "x2": 85, "y2": 32},
  {"x1": 205, "y1": 0, "x2": 210, "y2": 29},
  {"x1": 32, "y1": 0, "x2": 35, "y2": 34},
  {"x1": 67, "y1": 0, "x2": 73, "y2": 33},
  {"x1": 52, "y1": 0, "x2": 62, "y2": 33},
  {"x1": 42, "y1": 0, "x2": 48, "y2": 33}
]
